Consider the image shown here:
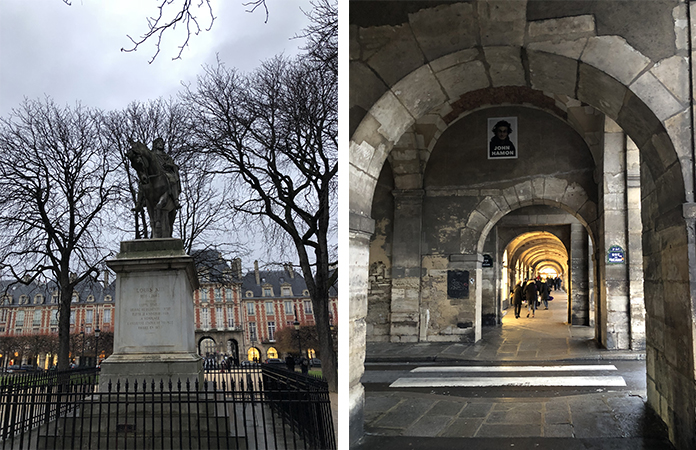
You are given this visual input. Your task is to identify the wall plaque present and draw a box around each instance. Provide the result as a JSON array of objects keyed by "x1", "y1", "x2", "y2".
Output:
[
  {"x1": 482, "y1": 254, "x2": 493, "y2": 267},
  {"x1": 487, "y1": 116, "x2": 518, "y2": 159},
  {"x1": 448, "y1": 270, "x2": 469, "y2": 299},
  {"x1": 607, "y1": 245, "x2": 625, "y2": 264}
]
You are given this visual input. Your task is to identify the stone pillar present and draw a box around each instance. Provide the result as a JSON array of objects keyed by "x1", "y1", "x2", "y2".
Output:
[
  {"x1": 598, "y1": 119, "x2": 630, "y2": 349},
  {"x1": 626, "y1": 138, "x2": 646, "y2": 350},
  {"x1": 569, "y1": 222, "x2": 589, "y2": 325},
  {"x1": 449, "y1": 254, "x2": 483, "y2": 342},
  {"x1": 348, "y1": 212, "x2": 374, "y2": 446},
  {"x1": 100, "y1": 239, "x2": 202, "y2": 388},
  {"x1": 389, "y1": 190, "x2": 424, "y2": 343}
]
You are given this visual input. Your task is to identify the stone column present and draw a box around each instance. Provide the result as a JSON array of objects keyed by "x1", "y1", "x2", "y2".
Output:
[
  {"x1": 626, "y1": 138, "x2": 646, "y2": 350},
  {"x1": 599, "y1": 119, "x2": 630, "y2": 349},
  {"x1": 569, "y1": 222, "x2": 589, "y2": 325},
  {"x1": 348, "y1": 212, "x2": 374, "y2": 446},
  {"x1": 389, "y1": 190, "x2": 424, "y2": 343}
]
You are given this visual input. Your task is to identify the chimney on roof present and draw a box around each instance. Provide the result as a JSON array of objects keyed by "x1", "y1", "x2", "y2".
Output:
[
  {"x1": 254, "y1": 260, "x2": 260, "y2": 285},
  {"x1": 22, "y1": 275, "x2": 31, "y2": 284},
  {"x1": 104, "y1": 270, "x2": 110, "y2": 289},
  {"x1": 69, "y1": 272, "x2": 77, "y2": 283},
  {"x1": 233, "y1": 258, "x2": 242, "y2": 279},
  {"x1": 285, "y1": 263, "x2": 295, "y2": 279}
]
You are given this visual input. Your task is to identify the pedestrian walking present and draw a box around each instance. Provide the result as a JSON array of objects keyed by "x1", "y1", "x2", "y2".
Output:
[
  {"x1": 512, "y1": 281, "x2": 523, "y2": 318},
  {"x1": 539, "y1": 279, "x2": 550, "y2": 309},
  {"x1": 525, "y1": 280, "x2": 538, "y2": 318}
]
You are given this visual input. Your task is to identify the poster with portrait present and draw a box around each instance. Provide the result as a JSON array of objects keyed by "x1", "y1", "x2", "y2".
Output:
[{"x1": 487, "y1": 116, "x2": 518, "y2": 159}]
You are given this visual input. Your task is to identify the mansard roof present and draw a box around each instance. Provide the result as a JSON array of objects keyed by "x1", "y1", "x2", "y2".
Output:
[{"x1": 0, "y1": 276, "x2": 114, "y2": 306}]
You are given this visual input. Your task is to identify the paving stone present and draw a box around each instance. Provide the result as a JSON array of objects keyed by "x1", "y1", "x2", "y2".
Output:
[
  {"x1": 486, "y1": 409, "x2": 542, "y2": 424},
  {"x1": 439, "y1": 418, "x2": 484, "y2": 437},
  {"x1": 544, "y1": 408, "x2": 571, "y2": 424},
  {"x1": 373, "y1": 398, "x2": 436, "y2": 429},
  {"x1": 405, "y1": 414, "x2": 454, "y2": 437},
  {"x1": 458, "y1": 402, "x2": 493, "y2": 418},
  {"x1": 476, "y1": 423, "x2": 542, "y2": 437},
  {"x1": 571, "y1": 412, "x2": 622, "y2": 438},
  {"x1": 544, "y1": 423, "x2": 575, "y2": 437},
  {"x1": 429, "y1": 400, "x2": 467, "y2": 416},
  {"x1": 365, "y1": 395, "x2": 404, "y2": 413}
]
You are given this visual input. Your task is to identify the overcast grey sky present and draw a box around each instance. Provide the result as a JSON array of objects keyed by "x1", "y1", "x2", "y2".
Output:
[{"x1": 0, "y1": 0, "x2": 312, "y2": 119}]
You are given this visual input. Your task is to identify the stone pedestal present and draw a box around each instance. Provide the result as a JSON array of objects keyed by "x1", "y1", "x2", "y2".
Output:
[{"x1": 100, "y1": 238, "x2": 202, "y2": 388}]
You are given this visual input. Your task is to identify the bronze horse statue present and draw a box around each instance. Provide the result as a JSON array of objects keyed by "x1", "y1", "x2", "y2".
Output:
[{"x1": 126, "y1": 140, "x2": 178, "y2": 239}]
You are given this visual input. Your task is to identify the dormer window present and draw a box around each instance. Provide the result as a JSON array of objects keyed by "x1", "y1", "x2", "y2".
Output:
[
  {"x1": 263, "y1": 287, "x2": 272, "y2": 297},
  {"x1": 19, "y1": 295, "x2": 29, "y2": 305},
  {"x1": 86, "y1": 295, "x2": 95, "y2": 303},
  {"x1": 245, "y1": 291, "x2": 253, "y2": 298},
  {"x1": 281, "y1": 286, "x2": 292, "y2": 297},
  {"x1": 104, "y1": 295, "x2": 112, "y2": 302},
  {"x1": 71, "y1": 293, "x2": 79, "y2": 303},
  {"x1": 2, "y1": 295, "x2": 12, "y2": 305},
  {"x1": 33, "y1": 294, "x2": 44, "y2": 304}
]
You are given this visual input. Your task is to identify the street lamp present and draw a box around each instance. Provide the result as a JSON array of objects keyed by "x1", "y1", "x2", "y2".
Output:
[
  {"x1": 94, "y1": 312, "x2": 100, "y2": 368},
  {"x1": 293, "y1": 305, "x2": 302, "y2": 359},
  {"x1": 79, "y1": 325, "x2": 85, "y2": 368}
]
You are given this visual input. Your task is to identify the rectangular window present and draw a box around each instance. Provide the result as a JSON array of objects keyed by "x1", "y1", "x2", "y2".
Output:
[
  {"x1": 263, "y1": 288, "x2": 272, "y2": 297},
  {"x1": 281, "y1": 287, "x2": 291, "y2": 297},
  {"x1": 32, "y1": 313, "x2": 40, "y2": 327},
  {"x1": 248, "y1": 322, "x2": 257, "y2": 342},
  {"x1": 304, "y1": 300, "x2": 313, "y2": 315},
  {"x1": 0, "y1": 309, "x2": 7, "y2": 322},
  {"x1": 227, "y1": 306, "x2": 234, "y2": 327},
  {"x1": 246, "y1": 302, "x2": 255, "y2": 316},
  {"x1": 215, "y1": 288, "x2": 222, "y2": 302},
  {"x1": 70, "y1": 311, "x2": 75, "y2": 325},
  {"x1": 201, "y1": 308, "x2": 210, "y2": 329},
  {"x1": 85, "y1": 310, "x2": 93, "y2": 324},
  {"x1": 51, "y1": 294, "x2": 59, "y2": 304},
  {"x1": 216, "y1": 306, "x2": 224, "y2": 328},
  {"x1": 15, "y1": 310, "x2": 24, "y2": 327},
  {"x1": 268, "y1": 321, "x2": 276, "y2": 341},
  {"x1": 103, "y1": 309, "x2": 111, "y2": 323},
  {"x1": 85, "y1": 325, "x2": 92, "y2": 334},
  {"x1": 265, "y1": 301, "x2": 274, "y2": 316},
  {"x1": 50, "y1": 310, "x2": 58, "y2": 325}
]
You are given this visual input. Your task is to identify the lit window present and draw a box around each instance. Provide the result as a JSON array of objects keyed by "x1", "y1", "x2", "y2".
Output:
[
  {"x1": 267, "y1": 347, "x2": 278, "y2": 359},
  {"x1": 247, "y1": 302, "x2": 255, "y2": 315}
]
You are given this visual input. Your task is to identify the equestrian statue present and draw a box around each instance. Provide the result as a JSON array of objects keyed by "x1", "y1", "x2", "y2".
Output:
[{"x1": 126, "y1": 138, "x2": 182, "y2": 239}]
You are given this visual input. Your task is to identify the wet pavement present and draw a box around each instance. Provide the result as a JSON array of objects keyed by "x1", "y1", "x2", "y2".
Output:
[{"x1": 354, "y1": 291, "x2": 674, "y2": 449}]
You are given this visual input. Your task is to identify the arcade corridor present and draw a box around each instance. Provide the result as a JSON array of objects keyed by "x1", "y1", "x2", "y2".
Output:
[{"x1": 349, "y1": 1, "x2": 696, "y2": 448}]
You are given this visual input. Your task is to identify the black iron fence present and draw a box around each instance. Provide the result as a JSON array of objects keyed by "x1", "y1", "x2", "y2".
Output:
[{"x1": 0, "y1": 365, "x2": 335, "y2": 449}]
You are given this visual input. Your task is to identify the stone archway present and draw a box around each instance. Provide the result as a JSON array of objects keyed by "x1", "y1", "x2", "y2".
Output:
[{"x1": 350, "y1": 5, "x2": 695, "y2": 448}]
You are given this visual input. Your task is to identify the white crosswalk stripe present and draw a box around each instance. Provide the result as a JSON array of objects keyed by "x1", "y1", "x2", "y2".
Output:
[{"x1": 389, "y1": 364, "x2": 627, "y2": 388}]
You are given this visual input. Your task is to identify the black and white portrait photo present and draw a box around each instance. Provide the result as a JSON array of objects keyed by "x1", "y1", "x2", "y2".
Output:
[{"x1": 488, "y1": 117, "x2": 518, "y2": 159}]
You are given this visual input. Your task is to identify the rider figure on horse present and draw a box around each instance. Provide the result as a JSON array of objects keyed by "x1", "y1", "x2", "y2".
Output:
[{"x1": 151, "y1": 137, "x2": 182, "y2": 209}]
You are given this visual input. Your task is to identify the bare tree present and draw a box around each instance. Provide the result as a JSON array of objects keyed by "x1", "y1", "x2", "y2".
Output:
[
  {"x1": 0, "y1": 99, "x2": 120, "y2": 371},
  {"x1": 181, "y1": 20, "x2": 337, "y2": 391},
  {"x1": 61, "y1": 0, "x2": 268, "y2": 63}
]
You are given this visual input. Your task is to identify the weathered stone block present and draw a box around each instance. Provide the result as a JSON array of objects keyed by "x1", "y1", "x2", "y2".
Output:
[
  {"x1": 435, "y1": 61, "x2": 490, "y2": 100},
  {"x1": 409, "y1": 3, "x2": 478, "y2": 61},
  {"x1": 527, "y1": 50, "x2": 577, "y2": 97},
  {"x1": 370, "y1": 90, "x2": 416, "y2": 144},
  {"x1": 630, "y1": 71, "x2": 685, "y2": 122},
  {"x1": 484, "y1": 46, "x2": 526, "y2": 87},
  {"x1": 581, "y1": 36, "x2": 651, "y2": 85},
  {"x1": 527, "y1": 15, "x2": 595, "y2": 43},
  {"x1": 393, "y1": 65, "x2": 448, "y2": 121},
  {"x1": 430, "y1": 48, "x2": 480, "y2": 73},
  {"x1": 527, "y1": 38, "x2": 588, "y2": 60},
  {"x1": 362, "y1": 24, "x2": 426, "y2": 87},
  {"x1": 577, "y1": 63, "x2": 627, "y2": 120}
]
